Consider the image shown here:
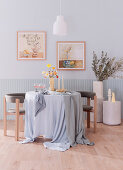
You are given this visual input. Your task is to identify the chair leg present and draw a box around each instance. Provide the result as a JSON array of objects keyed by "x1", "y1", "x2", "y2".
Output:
[
  {"x1": 19, "y1": 103, "x2": 24, "y2": 132},
  {"x1": 87, "y1": 98, "x2": 90, "y2": 128},
  {"x1": 3, "y1": 97, "x2": 7, "y2": 136},
  {"x1": 94, "y1": 96, "x2": 97, "y2": 133},
  {"x1": 15, "y1": 99, "x2": 20, "y2": 141},
  {"x1": 19, "y1": 115, "x2": 24, "y2": 132},
  {"x1": 87, "y1": 112, "x2": 90, "y2": 128}
]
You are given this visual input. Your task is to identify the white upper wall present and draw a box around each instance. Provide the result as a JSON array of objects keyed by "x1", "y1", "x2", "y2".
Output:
[{"x1": 0, "y1": 0, "x2": 123, "y2": 79}]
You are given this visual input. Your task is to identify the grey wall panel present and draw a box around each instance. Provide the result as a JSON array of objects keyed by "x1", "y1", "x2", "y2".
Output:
[{"x1": 0, "y1": 79, "x2": 123, "y2": 120}]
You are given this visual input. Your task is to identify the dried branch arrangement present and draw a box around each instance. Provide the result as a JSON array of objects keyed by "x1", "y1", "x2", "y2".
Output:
[{"x1": 92, "y1": 51, "x2": 123, "y2": 81}]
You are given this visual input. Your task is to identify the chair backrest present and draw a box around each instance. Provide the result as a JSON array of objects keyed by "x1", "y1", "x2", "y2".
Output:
[
  {"x1": 77, "y1": 91, "x2": 96, "y2": 100},
  {"x1": 5, "y1": 93, "x2": 25, "y2": 103}
]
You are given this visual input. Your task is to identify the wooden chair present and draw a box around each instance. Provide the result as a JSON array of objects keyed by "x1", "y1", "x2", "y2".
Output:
[
  {"x1": 78, "y1": 91, "x2": 97, "y2": 133},
  {"x1": 4, "y1": 93, "x2": 25, "y2": 141}
]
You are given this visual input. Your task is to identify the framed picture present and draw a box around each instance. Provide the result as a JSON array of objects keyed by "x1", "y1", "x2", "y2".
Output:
[
  {"x1": 17, "y1": 31, "x2": 46, "y2": 60},
  {"x1": 56, "y1": 41, "x2": 86, "y2": 70}
]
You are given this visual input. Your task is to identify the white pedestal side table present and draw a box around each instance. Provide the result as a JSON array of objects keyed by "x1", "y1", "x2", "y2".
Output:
[{"x1": 103, "y1": 101, "x2": 121, "y2": 125}]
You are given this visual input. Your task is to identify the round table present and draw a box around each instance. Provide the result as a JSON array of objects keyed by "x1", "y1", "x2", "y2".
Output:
[
  {"x1": 23, "y1": 91, "x2": 91, "y2": 151},
  {"x1": 103, "y1": 101, "x2": 121, "y2": 125}
]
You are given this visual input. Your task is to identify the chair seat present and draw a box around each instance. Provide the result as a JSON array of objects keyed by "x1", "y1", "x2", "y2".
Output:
[
  {"x1": 83, "y1": 105, "x2": 93, "y2": 112},
  {"x1": 78, "y1": 91, "x2": 96, "y2": 100},
  {"x1": 8, "y1": 108, "x2": 25, "y2": 113}
]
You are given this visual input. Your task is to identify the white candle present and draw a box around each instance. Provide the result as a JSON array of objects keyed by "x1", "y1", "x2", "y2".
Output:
[
  {"x1": 58, "y1": 78, "x2": 60, "y2": 89},
  {"x1": 108, "y1": 89, "x2": 112, "y2": 102},
  {"x1": 62, "y1": 76, "x2": 64, "y2": 89}
]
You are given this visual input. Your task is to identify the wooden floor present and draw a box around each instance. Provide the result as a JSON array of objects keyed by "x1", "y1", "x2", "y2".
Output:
[{"x1": 0, "y1": 120, "x2": 123, "y2": 170}]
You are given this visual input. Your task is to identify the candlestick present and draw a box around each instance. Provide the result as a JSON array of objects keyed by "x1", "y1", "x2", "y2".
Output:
[
  {"x1": 62, "y1": 76, "x2": 64, "y2": 89},
  {"x1": 112, "y1": 92, "x2": 115, "y2": 102},
  {"x1": 58, "y1": 77, "x2": 60, "y2": 89}
]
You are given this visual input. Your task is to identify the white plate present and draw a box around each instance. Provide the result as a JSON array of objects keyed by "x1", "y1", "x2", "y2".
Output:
[
  {"x1": 48, "y1": 90, "x2": 62, "y2": 95},
  {"x1": 48, "y1": 90, "x2": 71, "y2": 95}
]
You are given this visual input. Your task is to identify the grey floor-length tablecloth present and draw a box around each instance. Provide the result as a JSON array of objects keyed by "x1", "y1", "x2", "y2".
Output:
[{"x1": 22, "y1": 91, "x2": 93, "y2": 151}]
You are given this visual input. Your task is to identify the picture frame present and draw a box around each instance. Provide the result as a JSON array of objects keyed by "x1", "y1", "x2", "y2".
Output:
[
  {"x1": 56, "y1": 41, "x2": 86, "y2": 70},
  {"x1": 17, "y1": 31, "x2": 46, "y2": 60}
]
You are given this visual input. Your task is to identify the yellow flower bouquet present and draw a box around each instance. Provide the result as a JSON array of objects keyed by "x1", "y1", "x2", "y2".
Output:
[
  {"x1": 42, "y1": 64, "x2": 59, "y2": 91},
  {"x1": 42, "y1": 64, "x2": 59, "y2": 79}
]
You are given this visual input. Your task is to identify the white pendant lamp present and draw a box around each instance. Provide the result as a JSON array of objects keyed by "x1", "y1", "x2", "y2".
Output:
[{"x1": 53, "y1": 0, "x2": 67, "y2": 36}]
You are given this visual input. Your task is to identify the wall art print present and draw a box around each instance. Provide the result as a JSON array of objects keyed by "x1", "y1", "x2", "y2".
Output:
[
  {"x1": 56, "y1": 41, "x2": 86, "y2": 70},
  {"x1": 17, "y1": 31, "x2": 46, "y2": 60}
]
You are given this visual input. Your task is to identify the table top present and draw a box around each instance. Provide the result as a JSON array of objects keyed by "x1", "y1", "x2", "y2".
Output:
[
  {"x1": 26, "y1": 90, "x2": 79, "y2": 96},
  {"x1": 103, "y1": 101, "x2": 121, "y2": 104}
]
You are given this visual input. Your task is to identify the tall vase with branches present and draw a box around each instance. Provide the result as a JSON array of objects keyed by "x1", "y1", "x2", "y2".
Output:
[
  {"x1": 92, "y1": 51, "x2": 123, "y2": 81},
  {"x1": 92, "y1": 51, "x2": 123, "y2": 100}
]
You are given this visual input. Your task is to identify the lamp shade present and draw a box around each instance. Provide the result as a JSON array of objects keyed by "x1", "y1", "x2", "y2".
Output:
[{"x1": 53, "y1": 15, "x2": 67, "y2": 36}]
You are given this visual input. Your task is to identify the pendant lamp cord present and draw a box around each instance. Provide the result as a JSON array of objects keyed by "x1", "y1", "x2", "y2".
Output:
[{"x1": 60, "y1": 0, "x2": 61, "y2": 15}]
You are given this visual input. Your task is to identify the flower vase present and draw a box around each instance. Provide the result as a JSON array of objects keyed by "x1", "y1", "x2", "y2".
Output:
[
  {"x1": 91, "y1": 81, "x2": 103, "y2": 122},
  {"x1": 49, "y1": 77, "x2": 55, "y2": 91},
  {"x1": 93, "y1": 81, "x2": 103, "y2": 99}
]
